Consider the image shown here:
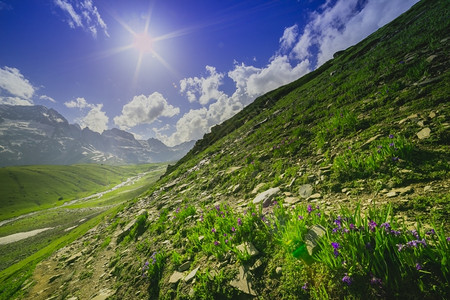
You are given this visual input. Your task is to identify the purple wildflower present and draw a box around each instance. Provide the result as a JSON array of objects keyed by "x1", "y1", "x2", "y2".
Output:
[
  {"x1": 231, "y1": 227, "x2": 236, "y2": 232},
  {"x1": 211, "y1": 228, "x2": 216, "y2": 233},
  {"x1": 342, "y1": 274, "x2": 352, "y2": 285},
  {"x1": 214, "y1": 241, "x2": 220, "y2": 246},
  {"x1": 397, "y1": 243, "x2": 404, "y2": 252},
  {"x1": 302, "y1": 282, "x2": 308, "y2": 291},
  {"x1": 316, "y1": 212, "x2": 321, "y2": 217},
  {"x1": 426, "y1": 229, "x2": 436, "y2": 235},
  {"x1": 349, "y1": 223, "x2": 355, "y2": 230},
  {"x1": 389, "y1": 134, "x2": 394, "y2": 139},
  {"x1": 446, "y1": 237, "x2": 450, "y2": 242},
  {"x1": 380, "y1": 222, "x2": 391, "y2": 232},
  {"x1": 237, "y1": 218, "x2": 242, "y2": 226},
  {"x1": 368, "y1": 220, "x2": 377, "y2": 232},
  {"x1": 307, "y1": 205, "x2": 313, "y2": 214},
  {"x1": 332, "y1": 242, "x2": 340, "y2": 257},
  {"x1": 390, "y1": 229, "x2": 401, "y2": 236},
  {"x1": 416, "y1": 263, "x2": 422, "y2": 270},
  {"x1": 298, "y1": 215, "x2": 304, "y2": 220}
]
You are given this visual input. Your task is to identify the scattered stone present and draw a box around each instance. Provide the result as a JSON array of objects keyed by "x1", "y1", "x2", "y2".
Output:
[
  {"x1": 230, "y1": 266, "x2": 257, "y2": 296},
  {"x1": 48, "y1": 273, "x2": 63, "y2": 283},
  {"x1": 184, "y1": 266, "x2": 199, "y2": 283},
  {"x1": 341, "y1": 188, "x2": 350, "y2": 193},
  {"x1": 91, "y1": 289, "x2": 114, "y2": 300},
  {"x1": 305, "y1": 225, "x2": 327, "y2": 255},
  {"x1": 65, "y1": 297, "x2": 78, "y2": 300},
  {"x1": 253, "y1": 187, "x2": 280, "y2": 207},
  {"x1": 417, "y1": 127, "x2": 431, "y2": 140},
  {"x1": 250, "y1": 259, "x2": 263, "y2": 271},
  {"x1": 429, "y1": 111, "x2": 436, "y2": 119},
  {"x1": 251, "y1": 183, "x2": 266, "y2": 194},
  {"x1": 424, "y1": 185, "x2": 432, "y2": 192},
  {"x1": 232, "y1": 184, "x2": 241, "y2": 193},
  {"x1": 284, "y1": 197, "x2": 301, "y2": 205},
  {"x1": 275, "y1": 267, "x2": 282, "y2": 275},
  {"x1": 226, "y1": 167, "x2": 241, "y2": 174},
  {"x1": 169, "y1": 271, "x2": 184, "y2": 284},
  {"x1": 417, "y1": 120, "x2": 425, "y2": 127},
  {"x1": 394, "y1": 186, "x2": 414, "y2": 195},
  {"x1": 178, "y1": 261, "x2": 191, "y2": 272},
  {"x1": 198, "y1": 236, "x2": 204, "y2": 242},
  {"x1": 236, "y1": 242, "x2": 259, "y2": 257},
  {"x1": 308, "y1": 193, "x2": 322, "y2": 200},
  {"x1": 361, "y1": 134, "x2": 383, "y2": 149},
  {"x1": 299, "y1": 184, "x2": 313, "y2": 199},
  {"x1": 386, "y1": 191, "x2": 398, "y2": 198},
  {"x1": 426, "y1": 55, "x2": 437, "y2": 63},
  {"x1": 66, "y1": 252, "x2": 82, "y2": 265}
]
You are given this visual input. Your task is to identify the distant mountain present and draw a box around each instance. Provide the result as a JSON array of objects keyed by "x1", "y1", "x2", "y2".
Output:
[{"x1": 0, "y1": 105, "x2": 195, "y2": 166}]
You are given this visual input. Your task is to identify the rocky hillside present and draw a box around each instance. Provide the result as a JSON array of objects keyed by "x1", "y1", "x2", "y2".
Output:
[
  {"x1": 0, "y1": 105, "x2": 194, "y2": 166},
  {"x1": 6, "y1": 0, "x2": 449, "y2": 299}
]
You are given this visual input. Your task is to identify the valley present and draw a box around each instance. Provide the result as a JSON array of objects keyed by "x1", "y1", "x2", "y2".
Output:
[{"x1": 0, "y1": 163, "x2": 166, "y2": 284}]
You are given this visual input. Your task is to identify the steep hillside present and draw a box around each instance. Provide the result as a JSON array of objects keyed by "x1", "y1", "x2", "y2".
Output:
[{"x1": 4, "y1": 0, "x2": 449, "y2": 299}]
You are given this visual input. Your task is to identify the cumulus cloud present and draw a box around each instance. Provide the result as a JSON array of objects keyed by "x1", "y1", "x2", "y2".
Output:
[
  {"x1": 114, "y1": 92, "x2": 180, "y2": 130},
  {"x1": 0, "y1": 66, "x2": 34, "y2": 105},
  {"x1": 64, "y1": 97, "x2": 92, "y2": 109},
  {"x1": 53, "y1": 0, "x2": 109, "y2": 38},
  {"x1": 180, "y1": 66, "x2": 225, "y2": 105},
  {"x1": 78, "y1": 103, "x2": 108, "y2": 133},
  {"x1": 64, "y1": 97, "x2": 108, "y2": 133}
]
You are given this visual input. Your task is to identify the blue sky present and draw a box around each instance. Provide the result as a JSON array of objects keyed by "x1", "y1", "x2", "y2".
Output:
[{"x1": 0, "y1": 0, "x2": 418, "y2": 146}]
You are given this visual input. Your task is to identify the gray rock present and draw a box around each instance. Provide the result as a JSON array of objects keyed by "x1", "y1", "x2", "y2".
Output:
[
  {"x1": 184, "y1": 266, "x2": 199, "y2": 283},
  {"x1": 178, "y1": 261, "x2": 191, "y2": 272},
  {"x1": 284, "y1": 197, "x2": 301, "y2": 205},
  {"x1": 386, "y1": 191, "x2": 398, "y2": 198},
  {"x1": 230, "y1": 266, "x2": 257, "y2": 296},
  {"x1": 169, "y1": 271, "x2": 184, "y2": 284},
  {"x1": 251, "y1": 183, "x2": 266, "y2": 194},
  {"x1": 253, "y1": 187, "x2": 280, "y2": 207},
  {"x1": 48, "y1": 273, "x2": 63, "y2": 283},
  {"x1": 236, "y1": 242, "x2": 259, "y2": 257},
  {"x1": 299, "y1": 184, "x2": 313, "y2": 199},
  {"x1": 308, "y1": 193, "x2": 321, "y2": 199},
  {"x1": 305, "y1": 225, "x2": 326, "y2": 255},
  {"x1": 66, "y1": 252, "x2": 82, "y2": 265},
  {"x1": 91, "y1": 289, "x2": 114, "y2": 300},
  {"x1": 275, "y1": 267, "x2": 282, "y2": 275},
  {"x1": 417, "y1": 127, "x2": 431, "y2": 139},
  {"x1": 250, "y1": 259, "x2": 263, "y2": 271}
]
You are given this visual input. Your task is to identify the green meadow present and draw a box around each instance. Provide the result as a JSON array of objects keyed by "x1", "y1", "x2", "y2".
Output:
[{"x1": 0, "y1": 163, "x2": 164, "y2": 221}]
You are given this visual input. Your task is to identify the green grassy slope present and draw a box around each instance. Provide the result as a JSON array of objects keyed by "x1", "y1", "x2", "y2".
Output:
[
  {"x1": 11, "y1": 0, "x2": 450, "y2": 299},
  {"x1": 0, "y1": 164, "x2": 162, "y2": 221}
]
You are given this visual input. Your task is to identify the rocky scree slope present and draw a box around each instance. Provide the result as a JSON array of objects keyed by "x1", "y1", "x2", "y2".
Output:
[{"x1": 20, "y1": 0, "x2": 449, "y2": 299}]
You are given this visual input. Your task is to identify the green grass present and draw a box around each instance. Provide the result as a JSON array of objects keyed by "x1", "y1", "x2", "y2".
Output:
[{"x1": 0, "y1": 163, "x2": 164, "y2": 221}]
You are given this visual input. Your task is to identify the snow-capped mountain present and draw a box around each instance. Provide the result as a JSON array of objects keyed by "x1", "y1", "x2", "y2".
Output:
[{"x1": 0, "y1": 105, "x2": 195, "y2": 167}]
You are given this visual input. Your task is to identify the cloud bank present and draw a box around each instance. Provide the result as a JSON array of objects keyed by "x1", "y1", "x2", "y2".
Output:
[
  {"x1": 0, "y1": 66, "x2": 35, "y2": 106},
  {"x1": 114, "y1": 93, "x2": 180, "y2": 130},
  {"x1": 53, "y1": 0, "x2": 109, "y2": 38},
  {"x1": 64, "y1": 97, "x2": 109, "y2": 133},
  {"x1": 157, "y1": 0, "x2": 418, "y2": 146}
]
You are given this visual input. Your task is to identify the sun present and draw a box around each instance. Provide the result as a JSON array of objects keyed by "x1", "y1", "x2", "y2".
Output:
[{"x1": 133, "y1": 32, "x2": 153, "y2": 54}]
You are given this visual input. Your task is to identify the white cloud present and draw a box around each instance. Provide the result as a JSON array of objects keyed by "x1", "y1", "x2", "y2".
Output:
[
  {"x1": 78, "y1": 103, "x2": 108, "y2": 133},
  {"x1": 64, "y1": 97, "x2": 108, "y2": 133},
  {"x1": 39, "y1": 95, "x2": 57, "y2": 103},
  {"x1": 114, "y1": 92, "x2": 180, "y2": 130},
  {"x1": 53, "y1": 0, "x2": 109, "y2": 38},
  {"x1": 290, "y1": 0, "x2": 420, "y2": 66},
  {"x1": 179, "y1": 66, "x2": 225, "y2": 106},
  {"x1": 280, "y1": 24, "x2": 299, "y2": 53},
  {"x1": 64, "y1": 97, "x2": 92, "y2": 109},
  {"x1": 0, "y1": 66, "x2": 34, "y2": 105}
]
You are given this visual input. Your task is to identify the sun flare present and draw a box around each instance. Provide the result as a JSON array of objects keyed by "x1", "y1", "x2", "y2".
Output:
[{"x1": 133, "y1": 32, "x2": 153, "y2": 54}]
